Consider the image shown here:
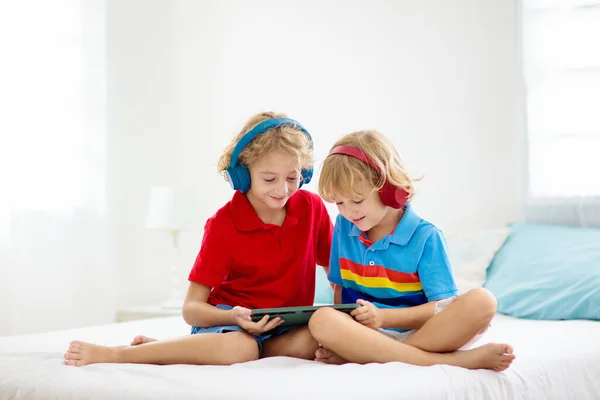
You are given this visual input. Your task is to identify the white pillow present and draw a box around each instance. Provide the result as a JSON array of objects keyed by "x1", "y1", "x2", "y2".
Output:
[{"x1": 444, "y1": 228, "x2": 510, "y2": 294}]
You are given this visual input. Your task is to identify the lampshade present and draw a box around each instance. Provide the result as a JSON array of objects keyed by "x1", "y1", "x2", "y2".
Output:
[{"x1": 145, "y1": 186, "x2": 198, "y2": 231}]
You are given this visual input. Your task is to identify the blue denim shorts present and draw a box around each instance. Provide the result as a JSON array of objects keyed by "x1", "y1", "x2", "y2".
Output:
[{"x1": 190, "y1": 305, "x2": 299, "y2": 354}]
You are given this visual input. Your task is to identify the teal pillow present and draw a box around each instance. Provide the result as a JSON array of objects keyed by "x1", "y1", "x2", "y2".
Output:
[
  {"x1": 314, "y1": 267, "x2": 333, "y2": 304},
  {"x1": 484, "y1": 223, "x2": 600, "y2": 320}
]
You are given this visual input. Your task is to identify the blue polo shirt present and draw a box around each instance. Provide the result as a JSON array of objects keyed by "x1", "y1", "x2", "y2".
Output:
[{"x1": 328, "y1": 203, "x2": 458, "y2": 330}]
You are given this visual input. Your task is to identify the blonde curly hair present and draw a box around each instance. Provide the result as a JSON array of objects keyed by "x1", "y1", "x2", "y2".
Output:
[
  {"x1": 318, "y1": 130, "x2": 419, "y2": 203},
  {"x1": 217, "y1": 112, "x2": 313, "y2": 182}
]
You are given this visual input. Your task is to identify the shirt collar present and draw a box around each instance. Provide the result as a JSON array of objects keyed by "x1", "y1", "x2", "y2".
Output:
[
  {"x1": 349, "y1": 223, "x2": 362, "y2": 237},
  {"x1": 231, "y1": 191, "x2": 263, "y2": 231},
  {"x1": 348, "y1": 202, "x2": 421, "y2": 246},
  {"x1": 390, "y1": 203, "x2": 421, "y2": 245},
  {"x1": 230, "y1": 190, "x2": 307, "y2": 232}
]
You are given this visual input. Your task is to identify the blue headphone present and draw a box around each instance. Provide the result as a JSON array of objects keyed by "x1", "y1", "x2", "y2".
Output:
[{"x1": 225, "y1": 117, "x2": 314, "y2": 193}]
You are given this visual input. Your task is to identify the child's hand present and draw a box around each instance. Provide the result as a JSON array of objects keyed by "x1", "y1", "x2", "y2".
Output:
[
  {"x1": 350, "y1": 299, "x2": 384, "y2": 329},
  {"x1": 231, "y1": 306, "x2": 284, "y2": 335}
]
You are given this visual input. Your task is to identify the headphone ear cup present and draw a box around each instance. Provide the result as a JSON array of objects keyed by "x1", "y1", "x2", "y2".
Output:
[
  {"x1": 226, "y1": 166, "x2": 251, "y2": 193},
  {"x1": 225, "y1": 167, "x2": 239, "y2": 191},
  {"x1": 300, "y1": 168, "x2": 313, "y2": 188},
  {"x1": 379, "y1": 183, "x2": 408, "y2": 209},
  {"x1": 236, "y1": 166, "x2": 251, "y2": 193},
  {"x1": 378, "y1": 183, "x2": 396, "y2": 207}
]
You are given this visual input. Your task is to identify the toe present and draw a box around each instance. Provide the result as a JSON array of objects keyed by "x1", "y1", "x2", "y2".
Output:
[
  {"x1": 69, "y1": 342, "x2": 83, "y2": 351},
  {"x1": 65, "y1": 359, "x2": 79, "y2": 367},
  {"x1": 495, "y1": 358, "x2": 514, "y2": 371},
  {"x1": 66, "y1": 352, "x2": 82, "y2": 360}
]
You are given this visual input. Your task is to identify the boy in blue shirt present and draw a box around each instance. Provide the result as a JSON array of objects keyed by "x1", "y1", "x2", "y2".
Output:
[{"x1": 309, "y1": 130, "x2": 515, "y2": 371}]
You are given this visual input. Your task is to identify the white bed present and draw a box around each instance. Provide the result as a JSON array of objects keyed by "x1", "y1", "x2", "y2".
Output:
[{"x1": 1, "y1": 314, "x2": 599, "y2": 400}]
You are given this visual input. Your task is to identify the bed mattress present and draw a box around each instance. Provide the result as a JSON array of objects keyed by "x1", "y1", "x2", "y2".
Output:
[{"x1": 1, "y1": 313, "x2": 599, "y2": 399}]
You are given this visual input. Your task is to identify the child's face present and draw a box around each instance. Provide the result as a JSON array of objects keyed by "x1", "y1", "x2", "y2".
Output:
[
  {"x1": 334, "y1": 183, "x2": 388, "y2": 232},
  {"x1": 247, "y1": 150, "x2": 301, "y2": 211}
]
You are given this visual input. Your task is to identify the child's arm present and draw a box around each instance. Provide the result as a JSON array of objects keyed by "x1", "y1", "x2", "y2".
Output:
[
  {"x1": 325, "y1": 214, "x2": 344, "y2": 305},
  {"x1": 316, "y1": 195, "x2": 334, "y2": 280},
  {"x1": 378, "y1": 228, "x2": 458, "y2": 330},
  {"x1": 182, "y1": 282, "x2": 283, "y2": 333},
  {"x1": 381, "y1": 302, "x2": 436, "y2": 330},
  {"x1": 181, "y1": 282, "x2": 234, "y2": 327},
  {"x1": 333, "y1": 285, "x2": 343, "y2": 304}
]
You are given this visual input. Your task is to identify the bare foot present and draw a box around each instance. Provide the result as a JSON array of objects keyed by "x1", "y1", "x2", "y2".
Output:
[
  {"x1": 454, "y1": 343, "x2": 515, "y2": 371},
  {"x1": 314, "y1": 347, "x2": 347, "y2": 365},
  {"x1": 64, "y1": 341, "x2": 120, "y2": 367},
  {"x1": 130, "y1": 335, "x2": 157, "y2": 346}
]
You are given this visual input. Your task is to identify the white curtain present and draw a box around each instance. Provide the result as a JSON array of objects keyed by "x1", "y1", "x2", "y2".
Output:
[
  {"x1": 522, "y1": 0, "x2": 600, "y2": 227},
  {"x1": 0, "y1": 0, "x2": 115, "y2": 335}
]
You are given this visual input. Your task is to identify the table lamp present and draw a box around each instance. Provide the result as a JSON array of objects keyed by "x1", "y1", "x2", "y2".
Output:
[{"x1": 145, "y1": 185, "x2": 195, "y2": 309}]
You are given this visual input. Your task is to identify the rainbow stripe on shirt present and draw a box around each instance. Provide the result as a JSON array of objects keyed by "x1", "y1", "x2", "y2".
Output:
[{"x1": 339, "y1": 258, "x2": 427, "y2": 308}]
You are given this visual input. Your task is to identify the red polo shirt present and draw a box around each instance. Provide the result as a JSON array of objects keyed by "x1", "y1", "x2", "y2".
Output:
[{"x1": 188, "y1": 190, "x2": 333, "y2": 309}]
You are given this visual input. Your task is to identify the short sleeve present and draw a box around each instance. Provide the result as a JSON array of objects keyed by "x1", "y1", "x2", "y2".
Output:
[
  {"x1": 327, "y1": 214, "x2": 344, "y2": 285},
  {"x1": 315, "y1": 197, "x2": 334, "y2": 267},
  {"x1": 188, "y1": 217, "x2": 231, "y2": 288},
  {"x1": 417, "y1": 229, "x2": 459, "y2": 301}
]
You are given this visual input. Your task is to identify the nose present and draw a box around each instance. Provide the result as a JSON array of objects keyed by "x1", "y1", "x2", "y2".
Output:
[
  {"x1": 347, "y1": 205, "x2": 363, "y2": 219},
  {"x1": 273, "y1": 180, "x2": 289, "y2": 196}
]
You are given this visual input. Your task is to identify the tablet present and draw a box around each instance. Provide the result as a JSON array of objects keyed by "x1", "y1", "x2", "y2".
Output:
[{"x1": 250, "y1": 304, "x2": 360, "y2": 327}]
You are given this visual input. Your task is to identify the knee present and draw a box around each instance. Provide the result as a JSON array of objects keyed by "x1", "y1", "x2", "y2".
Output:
[
  {"x1": 461, "y1": 287, "x2": 497, "y2": 322},
  {"x1": 308, "y1": 307, "x2": 341, "y2": 341},
  {"x1": 220, "y1": 332, "x2": 259, "y2": 364}
]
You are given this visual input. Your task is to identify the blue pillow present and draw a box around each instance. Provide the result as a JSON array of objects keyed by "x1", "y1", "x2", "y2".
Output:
[
  {"x1": 484, "y1": 223, "x2": 600, "y2": 320},
  {"x1": 314, "y1": 267, "x2": 333, "y2": 304}
]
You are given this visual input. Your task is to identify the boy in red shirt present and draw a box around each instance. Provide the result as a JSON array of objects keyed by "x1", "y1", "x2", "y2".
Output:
[{"x1": 64, "y1": 112, "x2": 333, "y2": 366}]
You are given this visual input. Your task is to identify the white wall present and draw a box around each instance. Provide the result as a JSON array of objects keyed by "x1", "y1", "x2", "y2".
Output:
[
  {"x1": 108, "y1": 0, "x2": 526, "y2": 309},
  {"x1": 106, "y1": 0, "x2": 180, "y2": 307}
]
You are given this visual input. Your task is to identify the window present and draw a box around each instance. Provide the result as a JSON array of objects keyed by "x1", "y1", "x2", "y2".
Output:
[
  {"x1": 0, "y1": 1, "x2": 105, "y2": 213},
  {"x1": 523, "y1": 0, "x2": 600, "y2": 197}
]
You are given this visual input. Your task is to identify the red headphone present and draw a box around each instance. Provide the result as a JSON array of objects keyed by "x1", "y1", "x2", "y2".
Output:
[{"x1": 327, "y1": 145, "x2": 409, "y2": 209}]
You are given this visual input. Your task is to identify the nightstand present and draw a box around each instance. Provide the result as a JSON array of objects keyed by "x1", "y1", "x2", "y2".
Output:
[{"x1": 116, "y1": 304, "x2": 182, "y2": 322}]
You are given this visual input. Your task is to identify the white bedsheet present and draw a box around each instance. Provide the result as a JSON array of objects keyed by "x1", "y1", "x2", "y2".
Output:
[{"x1": 0, "y1": 314, "x2": 599, "y2": 400}]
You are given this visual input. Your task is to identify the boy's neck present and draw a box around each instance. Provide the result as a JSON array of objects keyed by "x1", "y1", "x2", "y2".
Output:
[{"x1": 367, "y1": 207, "x2": 405, "y2": 243}]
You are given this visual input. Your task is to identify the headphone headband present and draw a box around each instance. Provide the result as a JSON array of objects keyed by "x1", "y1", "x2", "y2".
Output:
[
  {"x1": 226, "y1": 117, "x2": 314, "y2": 193},
  {"x1": 328, "y1": 145, "x2": 383, "y2": 174},
  {"x1": 229, "y1": 118, "x2": 312, "y2": 168}
]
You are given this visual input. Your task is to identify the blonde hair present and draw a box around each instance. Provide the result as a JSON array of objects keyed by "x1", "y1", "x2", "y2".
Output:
[
  {"x1": 217, "y1": 111, "x2": 313, "y2": 181},
  {"x1": 318, "y1": 130, "x2": 419, "y2": 203}
]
